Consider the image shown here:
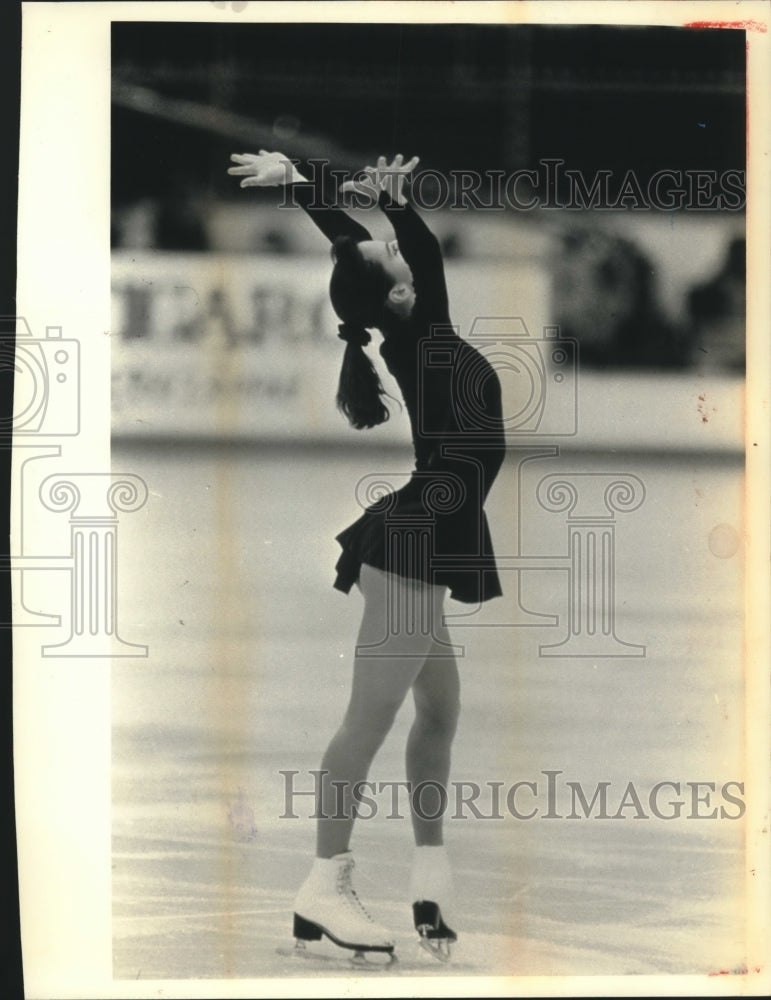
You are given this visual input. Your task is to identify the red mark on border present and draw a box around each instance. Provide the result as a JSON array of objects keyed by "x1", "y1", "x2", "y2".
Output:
[
  {"x1": 685, "y1": 19, "x2": 765, "y2": 160},
  {"x1": 684, "y1": 20, "x2": 767, "y2": 32},
  {"x1": 708, "y1": 966, "x2": 763, "y2": 977}
]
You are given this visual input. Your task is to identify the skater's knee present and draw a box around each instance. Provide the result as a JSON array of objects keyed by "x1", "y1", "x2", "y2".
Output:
[
  {"x1": 413, "y1": 694, "x2": 461, "y2": 741},
  {"x1": 339, "y1": 724, "x2": 389, "y2": 760},
  {"x1": 340, "y1": 702, "x2": 401, "y2": 754}
]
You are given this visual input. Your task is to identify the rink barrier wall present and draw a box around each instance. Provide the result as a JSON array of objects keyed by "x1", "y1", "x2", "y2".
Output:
[{"x1": 111, "y1": 251, "x2": 743, "y2": 455}]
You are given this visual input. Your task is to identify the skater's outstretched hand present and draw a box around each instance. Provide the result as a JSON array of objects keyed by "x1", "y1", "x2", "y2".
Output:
[
  {"x1": 228, "y1": 150, "x2": 304, "y2": 187},
  {"x1": 340, "y1": 154, "x2": 420, "y2": 206}
]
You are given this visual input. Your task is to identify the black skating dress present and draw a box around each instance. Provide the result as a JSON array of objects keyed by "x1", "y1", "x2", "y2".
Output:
[{"x1": 294, "y1": 184, "x2": 506, "y2": 604}]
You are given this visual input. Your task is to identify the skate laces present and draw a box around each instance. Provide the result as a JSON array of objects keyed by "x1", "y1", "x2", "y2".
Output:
[{"x1": 336, "y1": 859, "x2": 376, "y2": 924}]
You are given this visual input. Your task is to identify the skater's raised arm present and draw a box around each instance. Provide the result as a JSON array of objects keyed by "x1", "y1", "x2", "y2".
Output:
[
  {"x1": 342, "y1": 155, "x2": 449, "y2": 324},
  {"x1": 228, "y1": 150, "x2": 372, "y2": 244},
  {"x1": 378, "y1": 192, "x2": 449, "y2": 325}
]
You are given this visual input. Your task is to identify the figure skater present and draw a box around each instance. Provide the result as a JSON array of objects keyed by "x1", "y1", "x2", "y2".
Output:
[{"x1": 228, "y1": 150, "x2": 506, "y2": 963}]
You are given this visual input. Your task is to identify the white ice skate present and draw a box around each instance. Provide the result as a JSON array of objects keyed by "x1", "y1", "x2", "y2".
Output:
[
  {"x1": 286, "y1": 851, "x2": 396, "y2": 967},
  {"x1": 409, "y1": 845, "x2": 458, "y2": 962}
]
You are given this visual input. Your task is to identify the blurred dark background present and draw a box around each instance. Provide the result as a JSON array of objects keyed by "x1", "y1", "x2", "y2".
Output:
[
  {"x1": 112, "y1": 22, "x2": 744, "y2": 201},
  {"x1": 112, "y1": 21, "x2": 746, "y2": 371}
]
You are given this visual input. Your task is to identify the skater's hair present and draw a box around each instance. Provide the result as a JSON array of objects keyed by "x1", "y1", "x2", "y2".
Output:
[{"x1": 329, "y1": 236, "x2": 394, "y2": 429}]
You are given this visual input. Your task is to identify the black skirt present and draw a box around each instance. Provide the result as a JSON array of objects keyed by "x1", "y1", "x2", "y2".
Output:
[{"x1": 333, "y1": 476, "x2": 503, "y2": 604}]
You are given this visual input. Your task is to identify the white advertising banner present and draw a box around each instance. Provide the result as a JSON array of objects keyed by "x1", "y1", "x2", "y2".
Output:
[
  {"x1": 111, "y1": 251, "x2": 741, "y2": 452},
  {"x1": 111, "y1": 251, "x2": 553, "y2": 443}
]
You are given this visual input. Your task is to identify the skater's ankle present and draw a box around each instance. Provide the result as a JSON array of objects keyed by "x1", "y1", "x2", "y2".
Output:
[{"x1": 315, "y1": 849, "x2": 352, "y2": 860}]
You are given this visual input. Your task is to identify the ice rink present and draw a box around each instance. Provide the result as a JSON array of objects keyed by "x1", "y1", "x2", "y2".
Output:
[{"x1": 110, "y1": 438, "x2": 747, "y2": 981}]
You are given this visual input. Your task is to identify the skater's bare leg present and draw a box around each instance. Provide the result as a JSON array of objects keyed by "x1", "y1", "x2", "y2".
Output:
[
  {"x1": 316, "y1": 565, "x2": 447, "y2": 859},
  {"x1": 316, "y1": 665, "x2": 417, "y2": 857},
  {"x1": 404, "y1": 627, "x2": 459, "y2": 954},
  {"x1": 406, "y1": 632, "x2": 460, "y2": 846}
]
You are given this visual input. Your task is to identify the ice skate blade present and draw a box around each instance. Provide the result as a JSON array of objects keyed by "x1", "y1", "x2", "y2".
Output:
[
  {"x1": 417, "y1": 936, "x2": 453, "y2": 963},
  {"x1": 351, "y1": 949, "x2": 398, "y2": 969},
  {"x1": 413, "y1": 900, "x2": 457, "y2": 963},
  {"x1": 276, "y1": 940, "x2": 398, "y2": 970}
]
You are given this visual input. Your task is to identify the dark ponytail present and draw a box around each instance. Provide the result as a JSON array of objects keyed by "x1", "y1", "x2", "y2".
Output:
[
  {"x1": 336, "y1": 324, "x2": 390, "y2": 429},
  {"x1": 329, "y1": 236, "x2": 393, "y2": 429}
]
